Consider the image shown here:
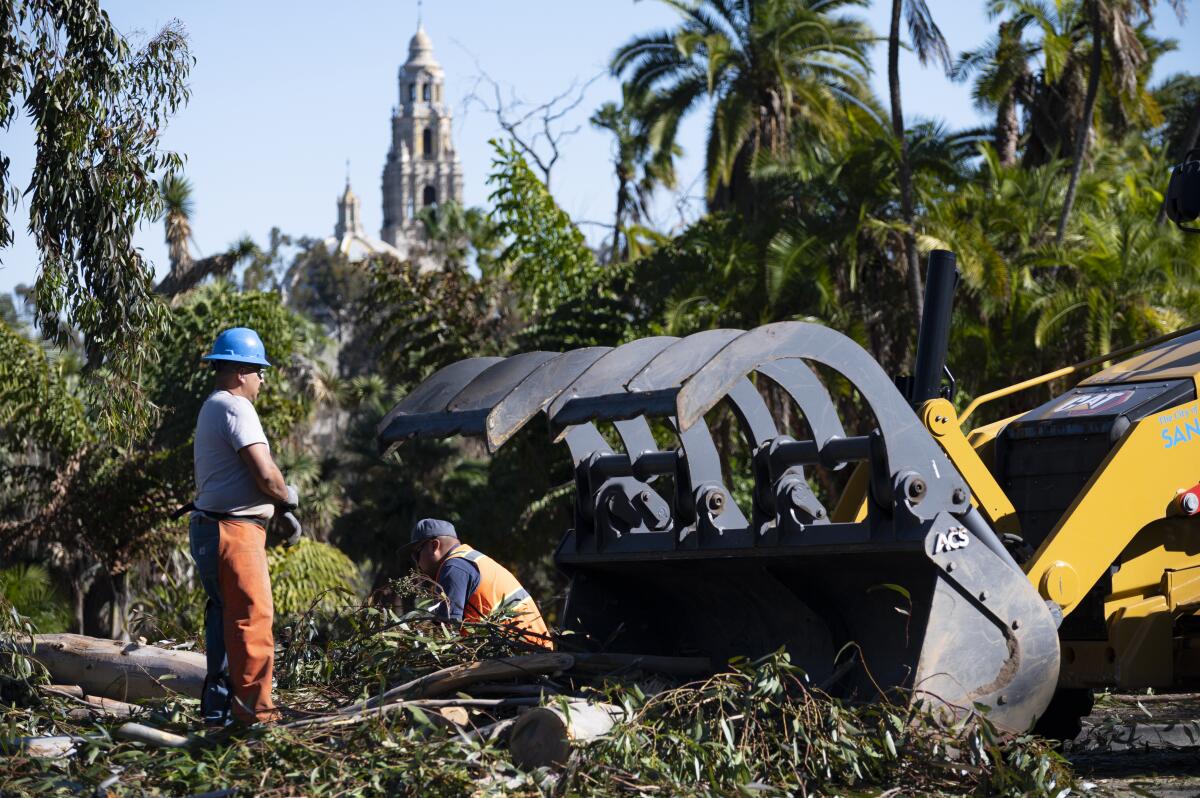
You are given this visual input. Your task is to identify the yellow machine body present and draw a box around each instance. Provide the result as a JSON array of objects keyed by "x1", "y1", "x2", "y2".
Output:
[{"x1": 925, "y1": 330, "x2": 1200, "y2": 690}]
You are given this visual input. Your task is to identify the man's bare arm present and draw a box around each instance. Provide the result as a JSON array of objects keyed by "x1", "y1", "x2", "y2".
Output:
[{"x1": 238, "y1": 443, "x2": 290, "y2": 504}]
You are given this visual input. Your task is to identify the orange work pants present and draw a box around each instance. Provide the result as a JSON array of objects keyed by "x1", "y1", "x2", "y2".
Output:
[{"x1": 217, "y1": 520, "x2": 278, "y2": 723}]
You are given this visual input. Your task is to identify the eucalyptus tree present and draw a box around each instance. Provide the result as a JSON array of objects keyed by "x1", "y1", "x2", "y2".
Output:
[
  {"x1": 887, "y1": 0, "x2": 952, "y2": 324},
  {"x1": 0, "y1": 1, "x2": 192, "y2": 440},
  {"x1": 610, "y1": 0, "x2": 873, "y2": 213}
]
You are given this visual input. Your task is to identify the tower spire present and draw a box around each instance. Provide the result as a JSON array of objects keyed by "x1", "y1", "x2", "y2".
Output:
[{"x1": 417, "y1": 0, "x2": 422, "y2": 26}]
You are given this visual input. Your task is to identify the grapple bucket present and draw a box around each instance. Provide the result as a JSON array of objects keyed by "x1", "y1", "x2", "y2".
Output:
[{"x1": 377, "y1": 323, "x2": 1060, "y2": 730}]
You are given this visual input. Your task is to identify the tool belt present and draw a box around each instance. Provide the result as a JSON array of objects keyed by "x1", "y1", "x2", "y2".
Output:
[{"x1": 172, "y1": 501, "x2": 268, "y2": 530}]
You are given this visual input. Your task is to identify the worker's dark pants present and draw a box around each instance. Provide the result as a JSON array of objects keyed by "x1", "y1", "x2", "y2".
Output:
[{"x1": 189, "y1": 515, "x2": 278, "y2": 724}]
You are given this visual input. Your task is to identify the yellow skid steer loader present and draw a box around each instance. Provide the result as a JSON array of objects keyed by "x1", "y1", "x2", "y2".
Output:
[{"x1": 376, "y1": 153, "x2": 1200, "y2": 735}]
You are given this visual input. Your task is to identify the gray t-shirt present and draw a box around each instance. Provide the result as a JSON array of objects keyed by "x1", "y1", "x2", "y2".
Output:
[{"x1": 193, "y1": 390, "x2": 275, "y2": 519}]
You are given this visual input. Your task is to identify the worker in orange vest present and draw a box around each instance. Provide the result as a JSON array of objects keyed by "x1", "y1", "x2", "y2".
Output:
[{"x1": 403, "y1": 518, "x2": 553, "y2": 648}]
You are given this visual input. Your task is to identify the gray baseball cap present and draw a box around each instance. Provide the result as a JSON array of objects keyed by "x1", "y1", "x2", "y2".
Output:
[{"x1": 400, "y1": 517, "x2": 458, "y2": 558}]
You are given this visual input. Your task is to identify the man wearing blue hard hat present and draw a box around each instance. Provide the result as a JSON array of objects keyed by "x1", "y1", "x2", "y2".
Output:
[{"x1": 185, "y1": 327, "x2": 300, "y2": 725}]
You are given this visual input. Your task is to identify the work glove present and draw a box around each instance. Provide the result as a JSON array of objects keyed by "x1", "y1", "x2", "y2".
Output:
[
  {"x1": 282, "y1": 483, "x2": 300, "y2": 511},
  {"x1": 279, "y1": 511, "x2": 303, "y2": 547}
]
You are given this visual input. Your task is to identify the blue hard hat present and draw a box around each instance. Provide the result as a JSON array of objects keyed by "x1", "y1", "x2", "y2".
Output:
[{"x1": 202, "y1": 328, "x2": 272, "y2": 367}]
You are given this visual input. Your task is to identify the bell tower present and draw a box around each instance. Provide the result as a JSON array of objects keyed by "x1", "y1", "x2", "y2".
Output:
[{"x1": 381, "y1": 24, "x2": 464, "y2": 252}]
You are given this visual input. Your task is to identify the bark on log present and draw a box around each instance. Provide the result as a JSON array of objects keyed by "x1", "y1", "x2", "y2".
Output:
[
  {"x1": 80, "y1": 694, "x2": 146, "y2": 717},
  {"x1": 9, "y1": 634, "x2": 206, "y2": 701},
  {"x1": 340, "y1": 653, "x2": 574, "y2": 713},
  {"x1": 569, "y1": 652, "x2": 711, "y2": 677},
  {"x1": 508, "y1": 700, "x2": 625, "y2": 770},
  {"x1": 40, "y1": 685, "x2": 146, "y2": 718}
]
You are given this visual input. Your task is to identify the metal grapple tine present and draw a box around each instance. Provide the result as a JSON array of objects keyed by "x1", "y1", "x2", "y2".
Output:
[
  {"x1": 626, "y1": 329, "x2": 746, "y2": 391},
  {"x1": 485, "y1": 347, "x2": 612, "y2": 453},
  {"x1": 675, "y1": 322, "x2": 970, "y2": 519},
  {"x1": 546, "y1": 336, "x2": 679, "y2": 440},
  {"x1": 756, "y1": 359, "x2": 847, "y2": 447},
  {"x1": 445, "y1": 351, "x2": 562, "y2": 418},
  {"x1": 378, "y1": 351, "x2": 561, "y2": 447},
  {"x1": 376, "y1": 357, "x2": 504, "y2": 452},
  {"x1": 623, "y1": 330, "x2": 782, "y2": 451}
]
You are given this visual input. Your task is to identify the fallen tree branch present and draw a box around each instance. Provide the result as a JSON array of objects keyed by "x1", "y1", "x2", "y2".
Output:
[
  {"x1": 115, "y1": 722, "x2": 194, "y2": 749},
  {"x1": 339, "y1": 652, "x2": 574, "y2": 713}
]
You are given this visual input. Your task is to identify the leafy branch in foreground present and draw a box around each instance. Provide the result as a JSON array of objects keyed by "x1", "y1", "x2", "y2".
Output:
[{"x1": 0, "y1": 1, "x2": 193, "y2": 442}]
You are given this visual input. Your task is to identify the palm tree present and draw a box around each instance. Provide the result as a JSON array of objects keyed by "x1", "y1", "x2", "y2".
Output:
[
  {"x1": 953, "y1": 15, "x2": 1037, "y2": 165},
  {"x1": 1037, "y1": 191, "x2": 1196, "y2": 355},
  {"x1": 1054, "y1": 0, "x2": 1181, "y2": 242},
  {"x1": 416, "y1": 201, "x2": 501, "y2": 274},
  {"x1": 590, "y1": 87, "x2": 678, "y2": 260},
  {"x1": 887, "y1": 0, "x2": 952, "y2": 324},
  {"x1": 155, "y1": 174, "x2": 257, "y2": 298},
  {"x1": 160, "y1": 172, "x2": 194, "y2": 278},
  {"x1": 611, "y1": 0, "x2": 872, "y2": 212}
]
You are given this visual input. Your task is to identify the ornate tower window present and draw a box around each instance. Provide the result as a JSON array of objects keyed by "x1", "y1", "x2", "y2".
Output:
[
  {"x1": 422, "y1": 83, "x2": 431, "y2": 101},
  {"x1": 423, "y1": 128, "x2": 434, "y2": 160},
  {"x1": 407, "y1": 83, "x2": 415, "y2": 102},
  {"x1": 423, "y1": 185, "x2": 436, "y2": 206}
]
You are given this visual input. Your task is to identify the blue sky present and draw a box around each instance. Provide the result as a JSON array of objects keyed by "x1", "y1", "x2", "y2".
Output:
[{"x1": 0, "y1": 0, "x2": 1195, "y2": 294}]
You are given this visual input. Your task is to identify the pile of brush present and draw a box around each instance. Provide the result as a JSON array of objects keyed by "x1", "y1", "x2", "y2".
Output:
[{"x1": 0, "y1": 586, "x2": 1076, "y2": 797}]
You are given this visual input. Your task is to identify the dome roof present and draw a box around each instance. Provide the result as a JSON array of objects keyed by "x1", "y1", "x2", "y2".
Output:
[{"x1": 406, "y1": 24, "x2": 439, "y2": 69}]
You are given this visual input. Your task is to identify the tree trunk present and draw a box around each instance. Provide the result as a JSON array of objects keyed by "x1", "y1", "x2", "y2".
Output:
[
  {"x1": 996, "y1": 92, "x2": 1020, "y2": 166},
  {"x1": 508, "y1": 700, "x2": 626, "y2": 770},
  {"x1": 612, "y1": 177, "x2": 627, "y2": 261},
  {"x1": 1156, "y1": 97, "x2": 1200, "y2": 225},
  {"x1": 1056, "y1": 1, "x2": 1103, "y2": 245},
  {"x1": 889, "y1": 0, "x2": 923, "y2": 328},
  {"x1": 8, "y1": 634, "x2": 206, "y2": 701}
]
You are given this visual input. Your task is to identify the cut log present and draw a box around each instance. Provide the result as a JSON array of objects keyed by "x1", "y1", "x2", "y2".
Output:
[
  {"x1": 508, "y1": 700, "x2": 625, "y2": 770},
  {"x1": 0, "y1": 736, "x2": 83, "y2": 758},
  {"x1": 8, "y1": 634, "x2": 206, "y2": 701},
  {"x1": 569, "y1": 652, "x2": 711, "y2": 678},
  {"x1": 115, "y1": 723, "x2": 193, "y2": 749},
  {"x1": 438, "y1": 706, "x2": 470, "y2": 726},
  {"x1": 340, "y1": 653, "x2": 574, "y2": 713}
]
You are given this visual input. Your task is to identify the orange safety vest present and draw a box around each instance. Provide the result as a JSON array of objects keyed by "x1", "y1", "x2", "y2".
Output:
[{"x1": 437, "y1": 544, "x2": 553, "y2": 649}]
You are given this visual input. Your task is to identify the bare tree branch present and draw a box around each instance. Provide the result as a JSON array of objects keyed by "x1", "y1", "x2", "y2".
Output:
[{"x1": 460, "y1": 51, "x2": 602, "y2": 189}]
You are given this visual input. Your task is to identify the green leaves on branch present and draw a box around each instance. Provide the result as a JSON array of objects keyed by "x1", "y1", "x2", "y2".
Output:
[
  {"x1": 0, "y1": 316, "x2": 89, "y2": 457},
  {"x1": 0, "y1": 1, "x2": 193, "y2": 443},
  {"x1": 487, "y1": 139, "x2": 603, "y2": 315}
]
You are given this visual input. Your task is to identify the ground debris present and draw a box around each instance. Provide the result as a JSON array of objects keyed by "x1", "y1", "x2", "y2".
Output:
[{"x1": 1, "y1": 589, "x2": 1076, "y2": 797}]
